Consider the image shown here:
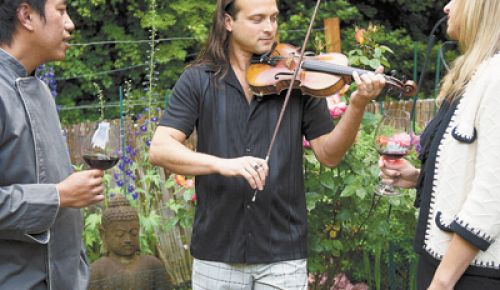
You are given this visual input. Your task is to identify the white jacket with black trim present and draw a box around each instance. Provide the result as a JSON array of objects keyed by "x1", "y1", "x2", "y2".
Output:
[{"x1": 424, "y1": 52, "x2": 500, "y2": 269}]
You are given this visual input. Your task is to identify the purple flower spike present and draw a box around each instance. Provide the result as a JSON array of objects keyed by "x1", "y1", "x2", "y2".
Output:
[
  {"x1": 415, "y1": 143, "x2": 422, "y2": 155},
  {"x1": 35, "y1": 65, "x2": 57, "y2": 100},
  {"x1": 122, "y1": 156, "x2": 131, "y2": 165}
]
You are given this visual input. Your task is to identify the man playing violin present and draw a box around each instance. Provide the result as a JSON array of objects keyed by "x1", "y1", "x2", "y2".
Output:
[{"x1": 150, "y1": 0, "x2": 385, "y2": 288}]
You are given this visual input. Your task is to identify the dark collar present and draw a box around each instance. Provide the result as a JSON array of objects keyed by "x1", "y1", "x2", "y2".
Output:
[
  {"x1": 0, "y1": 48, "x2": 28, "y2": 78},
  {"x1": 198, "y1": 63, "x2": 243, "y2": 92}
]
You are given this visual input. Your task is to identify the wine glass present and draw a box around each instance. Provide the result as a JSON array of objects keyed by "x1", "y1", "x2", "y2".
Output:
[
  {"x1": 374, "y1": 109, "x2": 413, "y2": 196},
  {"x1": 82, "y1": 121, "x2": 120, "y2": 170}
]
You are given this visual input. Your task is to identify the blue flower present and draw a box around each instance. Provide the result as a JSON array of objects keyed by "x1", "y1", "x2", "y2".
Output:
[
  {"x1": 116, "y1": 180, "x2": 124, "y2": 187},
  {"x1": 145, "y1": 140, "x2": 151, "y2": 148},
  {"x1": 415, "y1": 143, "x2": 422, "y2": 155},
  {"x1": 140, "y1": 125, "x2": 147, "y2": 132},
  {"x1": 128, "y1": 185, "x2": 134, "y2": 193},
  {"x1": 35, "y1": 65, "x2": 57, "y2": 100},
  {"x1": 132, "y1": 192, "x2": 138, "y2": 200},
  {"x1": 125, "y1": 169, "x2": 133, "y2": 176}
]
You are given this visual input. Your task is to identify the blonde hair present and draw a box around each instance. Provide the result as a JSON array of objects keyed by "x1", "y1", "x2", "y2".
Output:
[{"x1": 439, "y1": 0, "x2": 500, "y2": 102}]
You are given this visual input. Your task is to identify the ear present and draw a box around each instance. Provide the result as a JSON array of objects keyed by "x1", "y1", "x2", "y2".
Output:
[
  {"x1": 224, "y1": 13, "x2": 233, "y2": 32},
  {"x1": 16, "y1": 3, "x2": 36, "y2": 31}
]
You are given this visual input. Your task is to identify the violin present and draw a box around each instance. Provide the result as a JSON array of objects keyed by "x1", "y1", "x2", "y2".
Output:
[{"x1": 247, "y1": 43, "x2": 417, "y2": 98}]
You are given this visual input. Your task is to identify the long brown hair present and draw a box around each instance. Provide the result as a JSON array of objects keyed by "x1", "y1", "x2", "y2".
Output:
[{"x1": 192, "y1": 0, "x2": 239, "y2": 78}]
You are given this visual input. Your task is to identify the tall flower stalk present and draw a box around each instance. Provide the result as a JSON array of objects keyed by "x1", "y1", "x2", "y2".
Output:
[
  {"x1": 145, "y1": 0, "x2": 159, "y2": 133},
  {"x1": 93, "y1": 82, "x2": 105, "y2": 121}
]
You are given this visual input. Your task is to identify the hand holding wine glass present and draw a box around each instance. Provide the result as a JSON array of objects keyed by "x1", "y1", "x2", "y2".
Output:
[
  {"x1": 378, "y1": 157, "x2": 420, "y2": 189},
  {"x1": 58, "y1": 121, "x2": 122, "y2": 208},
  {"x1": 56, "y1": 170, "x2": 105, "y2": 208},
  {"x1": 374, "y1": 109, "x2": 413, "y2": 196}
]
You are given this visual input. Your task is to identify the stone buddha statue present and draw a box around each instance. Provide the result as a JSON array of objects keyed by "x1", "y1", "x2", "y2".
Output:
[{"x1": 89, "y1": 195, "x2": 172, "y2": 290}]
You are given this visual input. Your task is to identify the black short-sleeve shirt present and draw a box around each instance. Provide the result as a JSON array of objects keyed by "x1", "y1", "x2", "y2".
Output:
[{"x1": 159, "y1": 64, "x2": 334, "y2": 263}]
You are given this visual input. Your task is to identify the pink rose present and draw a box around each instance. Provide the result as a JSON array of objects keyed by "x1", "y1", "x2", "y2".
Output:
[
  {"x1": 303, "y1": 138, "x2": 311, "y2": 149},
  {"x1": 390, "y1": 132, "x2": 412, "y2": 147},
  {"x1": 185, "y1": 179, "x2": 194, "y2": 188},
  {"x1": 308, "y1": 273, "x2": 316, "y2": 285},
  {"x1": 319, "y1": 273, "x2": 328, "y2": 285},
  {"x1": 189, "y1": 193, "x2": 197, "y2": 207},
  {"x1": 355, "y1": 29, "x2": 366, "y2": 44},
  {"x1": 329, "y1": 103, "x2": 347, "y2": 119}
]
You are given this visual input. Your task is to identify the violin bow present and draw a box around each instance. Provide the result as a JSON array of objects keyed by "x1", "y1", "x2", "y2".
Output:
[{"x1": 252, "y1": 0, "x2": 322, "y2": 202}]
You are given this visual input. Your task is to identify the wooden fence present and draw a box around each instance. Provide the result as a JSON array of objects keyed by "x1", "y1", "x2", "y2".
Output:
[{"x1": 64, "y1": 99, "x2": 437, "y2": 164}]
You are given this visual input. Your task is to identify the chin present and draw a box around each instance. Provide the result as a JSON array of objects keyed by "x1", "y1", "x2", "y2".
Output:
[{"x1": 255, "y1": 44, "x2": 274, "y2": 55}]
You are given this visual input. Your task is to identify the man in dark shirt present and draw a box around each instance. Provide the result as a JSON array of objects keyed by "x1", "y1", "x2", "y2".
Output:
[{"x1": 149, "y1": 0, "x2": 385, "y2": 288}]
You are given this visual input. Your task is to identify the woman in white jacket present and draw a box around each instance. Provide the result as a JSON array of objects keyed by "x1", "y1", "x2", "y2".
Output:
[{"x1": 379, "y1": 0, "x2": 500, "y2": 289}]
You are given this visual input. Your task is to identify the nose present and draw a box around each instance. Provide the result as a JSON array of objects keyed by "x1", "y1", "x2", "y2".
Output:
[
  {"x1": 123, "y1": 234, "x2": 132, "y2": 244},
  {"x1": 443, "y1": 1, "x2": 452, "y2": 15},
  {"x1": 263, "y1": 18, "x2": 274, "y2": 33},
  {"x1": 65, "y1": 15, "x2": 75, "y2": 33}
]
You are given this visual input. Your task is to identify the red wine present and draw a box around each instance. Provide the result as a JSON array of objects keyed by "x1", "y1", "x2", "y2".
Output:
[
  {"x1": 83, "y1": 154, "x2": 119, "y2": 170},
  {"x1": 378, "y1": 150, "x2": 408, "y2": 160}
]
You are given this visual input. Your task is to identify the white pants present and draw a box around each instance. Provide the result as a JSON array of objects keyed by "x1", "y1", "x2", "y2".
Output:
[{"x1": 192, "y1": 258, "x2": 308, "y2": 290}]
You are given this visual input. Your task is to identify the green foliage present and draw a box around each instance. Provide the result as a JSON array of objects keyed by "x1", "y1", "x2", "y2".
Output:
[
  {"x1": 81, "y1": 2, "x2": 196, "y2": 269},
  {"x1": 57, "y1": 0, "x2": 214, "y2": 124},
  {"x1": 278, "y1": 0, "x2": 360, "y2": 51},
  {"x1": 83, "y1": 211, "x2": 103, "y2": 262},
  {"x1": 307, "y1": 35, "x2": 420, "y2": 288},
  {"x1": 347, "y1": 26, "x2": 394, "y2": 70},
  {"x1": 348, "y1": 0, "x2": 444, "y2": 40},
  {"x1": 306, "y1": 113, "x2": 418, "y2": 289}
]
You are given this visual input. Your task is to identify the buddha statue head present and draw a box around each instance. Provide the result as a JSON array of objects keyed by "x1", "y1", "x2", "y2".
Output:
[{"x1": 100, "y1": 194, "x2": 140, "y2": 259}]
